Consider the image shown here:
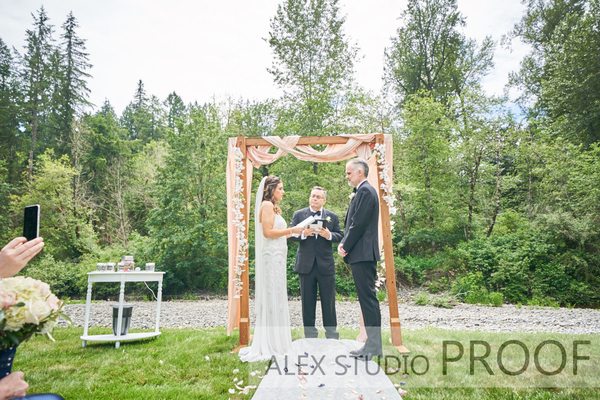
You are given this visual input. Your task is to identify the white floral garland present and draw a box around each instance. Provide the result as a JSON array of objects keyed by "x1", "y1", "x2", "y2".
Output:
[
  {"x1": 374, "y1": 143, "x2": 397, "y2": 218},
  {"x1": 373, "y1": 143, "x2": 397, "y2": 290},
  {"x1": 232, "y1": 147, "x2": 247, "y2": 297}
]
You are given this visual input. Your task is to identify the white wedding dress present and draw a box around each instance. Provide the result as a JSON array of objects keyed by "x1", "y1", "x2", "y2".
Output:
[{"x1": 239, "y1": 180, "x2": 293, "y2": 362}]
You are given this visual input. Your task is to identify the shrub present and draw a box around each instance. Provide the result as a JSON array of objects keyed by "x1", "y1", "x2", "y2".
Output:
[
  {"x1": 395, "y1": 254, "x2": 448, "y2": 287},
  {"x1": 22, "y1": 254, "x2": 88, "y2": 299},
  {"x1": 431, "y1": 295, "x2": 454, "y2": 308},
  {"x1": 427, "y1": 277, "x2": 449, "y2": 294},
  {"x1": 527, "y1": 291, "x2": 560, "y2": 308},
  {"x1": 488, "y1": 292, "x2": 504, "y2": 307},
  {"x1": 414, "y1": 291, "x2": 429, "y2": 306},
  {"x1": 451, "y1": 272, "x2": 504, "y2": 306},
  {"x1": 451, "y1": 271, "x2": 486, "y2": 302},
  {"x1": 464, "y1": 290, "x2": 490, "y2": 305},
  {"x1": 449, "y1": 216, "x2": 599, "y2": 307}
]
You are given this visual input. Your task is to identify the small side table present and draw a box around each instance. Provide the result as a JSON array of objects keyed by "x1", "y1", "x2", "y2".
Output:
[{"x1": 80, "y1": 271, "x2": 165, "y2": 349}]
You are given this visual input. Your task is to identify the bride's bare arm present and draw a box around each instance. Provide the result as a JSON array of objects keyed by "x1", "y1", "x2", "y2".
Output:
[{"x1": 260, "y1": 201, "x2": 302, "y2": 239}]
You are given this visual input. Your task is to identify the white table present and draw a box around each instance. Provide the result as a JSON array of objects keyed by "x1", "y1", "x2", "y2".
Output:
[{"x1": 80, "y1": 271, "x2": 165, "y2": 349}]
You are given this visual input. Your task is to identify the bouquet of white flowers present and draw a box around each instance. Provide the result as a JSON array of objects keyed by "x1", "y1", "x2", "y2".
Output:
[{"x1": 0, "y1": 276, "x2": 64, "y2": 349}]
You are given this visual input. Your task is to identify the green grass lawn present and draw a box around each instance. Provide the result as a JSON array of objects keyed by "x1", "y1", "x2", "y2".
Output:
[{"x1": 13, "y1": 327, "x2": 600, "y2": 399}]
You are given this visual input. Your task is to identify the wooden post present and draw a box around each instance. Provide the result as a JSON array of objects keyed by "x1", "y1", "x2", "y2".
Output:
[
  {"x1": 375, "y1": 134, "x2": 409, "y2": 353},
  {"x1": 237, "y1": 136, "x2": 251, "y2": 347}
]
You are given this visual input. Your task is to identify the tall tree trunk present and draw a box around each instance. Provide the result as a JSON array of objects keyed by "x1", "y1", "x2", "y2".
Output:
[
  {"x1": 486, "y1": 173, "x2": 502, "y2": 237},
  {"x1": 106, "y1": 159, "x2": 130, "y2": 246},
  {"x1": 71, "y1": 121, "x2": 86, "y2": 240},
  {"x1": 466, "y1": 146, "x2": 483, "y2": 240},
  {"x1": 28, "y1": 111, "x2": 38, "y2": 179},
  {"x1": 487, "y1": 134, "x2": 504, "y2": 237},
  {"x1": 527, "y1": 162, "x2": 534, "y2": 219},
  {"x1": 424, "y1": 167, "x2": 436, "y2": 250},
  {"x1": 396, "y1": 188, "x2": 408, "y2": 236},
  {"x1": 526, "y1": 131, "x2": 535, "y2": 218}
]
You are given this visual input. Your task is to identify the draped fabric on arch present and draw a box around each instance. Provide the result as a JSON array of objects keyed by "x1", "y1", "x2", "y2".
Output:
[{"x1": 226, "y1": 134, "x2": 393, "y2": 335}]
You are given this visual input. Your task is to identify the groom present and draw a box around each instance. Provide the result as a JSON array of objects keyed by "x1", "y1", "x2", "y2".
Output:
[
  {"x1": 290, "y1": 186, "x2": 343, "y2": 339},
  {"x1": 338, "y1": 158, "x2": 382, "y2": 360}
]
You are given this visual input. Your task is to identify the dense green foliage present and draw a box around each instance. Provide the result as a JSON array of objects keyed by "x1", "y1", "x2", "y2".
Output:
[{"x1": 0, "y1": 1, "x2": 598, "y2": 306}]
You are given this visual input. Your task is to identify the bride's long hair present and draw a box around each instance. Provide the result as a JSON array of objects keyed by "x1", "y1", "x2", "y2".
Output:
[{"x1": 262, "y1": 175, "x2": 282, "y2": 214}]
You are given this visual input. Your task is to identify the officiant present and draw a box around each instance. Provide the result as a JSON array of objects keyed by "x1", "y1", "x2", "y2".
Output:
[{"x1": 289, "y1": 186, "x2": 343, "y2": 339}]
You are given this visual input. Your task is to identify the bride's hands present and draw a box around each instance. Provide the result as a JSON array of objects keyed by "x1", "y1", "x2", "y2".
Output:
[{"x1": 287, "y1": 225, "x2": 303, "y2": 237}]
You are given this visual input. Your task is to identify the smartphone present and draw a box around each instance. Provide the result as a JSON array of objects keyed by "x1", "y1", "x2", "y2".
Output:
[{"x1": 23, "y1": 204, "x2": 40, "y2": 241}]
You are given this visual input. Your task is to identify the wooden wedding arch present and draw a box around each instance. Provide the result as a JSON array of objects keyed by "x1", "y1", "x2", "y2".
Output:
[{"x1": 226, "y1": 133, "x2": 408, "y2": 353}]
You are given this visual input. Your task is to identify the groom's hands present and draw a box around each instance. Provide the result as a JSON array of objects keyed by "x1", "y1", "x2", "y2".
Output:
[
  {"x1": 301, "y1": 227, "x2": 332, "y2": 240},
  {"x1": 317, "y1": 227, "x2": 332, "y2": 240},
  {"x1": 337, "y1": 243, "x2": 347, "y2": 257}
]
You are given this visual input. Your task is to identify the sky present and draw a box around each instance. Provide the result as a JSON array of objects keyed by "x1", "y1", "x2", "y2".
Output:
[{"x1": 0, "y1": 0, "x2": 529, "y2": 114}]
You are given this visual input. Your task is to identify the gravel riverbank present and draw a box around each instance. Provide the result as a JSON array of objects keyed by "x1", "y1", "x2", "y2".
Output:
[{"x1": 62, "y1": 298, "x2": 600, "y2": 335}]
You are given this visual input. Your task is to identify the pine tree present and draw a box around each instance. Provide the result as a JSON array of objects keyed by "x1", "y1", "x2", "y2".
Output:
[
  {"x1": 57, "y1": 11, "x2": 92, "y2": 155},
  {"x1": 0, "y1": 38, "x2": 23, "y2": 183},
  {"x1": 21, "y1": 7, "x2": 55, "y2": 179},
  {"x1": 164, "y1": 91, "x2": 186, "y2": 132},
  {"x1": 121, "y1": 80, "x2": 165, "y2": 143}
]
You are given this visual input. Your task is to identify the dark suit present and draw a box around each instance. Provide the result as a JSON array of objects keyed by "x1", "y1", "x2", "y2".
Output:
[
  {"x1": 290, "y1": 207, "x2": 343, "y2": 339},
  {"x1": 342, "y1": 181, "x2": 382, "y2": 354}
]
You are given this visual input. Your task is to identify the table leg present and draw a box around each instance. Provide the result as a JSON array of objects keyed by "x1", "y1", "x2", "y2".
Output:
[
  {"x1": 115, "y1": 279, "x2": 126, "y2": 349},
  {"x1": 155, "y1": 279, "x2": 163, "y2": 333},
  {"x1": 82, "y1": 280, "x2": 93, "y2": 348}
]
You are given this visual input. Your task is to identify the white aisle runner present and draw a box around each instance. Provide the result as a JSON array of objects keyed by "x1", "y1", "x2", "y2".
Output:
[{"x1": 251, "y1": 339, "x2": 403, "y2": 400}]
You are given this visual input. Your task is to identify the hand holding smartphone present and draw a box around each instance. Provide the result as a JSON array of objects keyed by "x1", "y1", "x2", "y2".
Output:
[
  {"x1": 23, "y1": 204, "x2": 40, "y2": 241},
  {"x1": 0, "y1": 234, "x2": 44, "y2": 278}
]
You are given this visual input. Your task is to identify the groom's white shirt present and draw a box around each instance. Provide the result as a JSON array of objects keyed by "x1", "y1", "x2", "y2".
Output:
[
  {"x1": 301, "y1": 207, "x2": 332, "y2": 240},
  {"x1": 356, "y1": 179, "x2": 368, "y2": 189}
]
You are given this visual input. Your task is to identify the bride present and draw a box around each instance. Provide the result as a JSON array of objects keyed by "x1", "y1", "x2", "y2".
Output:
[{"x1": 239, "y1": 176, "x2": 303, "y2": 362}]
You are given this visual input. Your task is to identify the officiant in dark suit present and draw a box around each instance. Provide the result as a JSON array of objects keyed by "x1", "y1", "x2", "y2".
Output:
[
  {"x1": 338, "y1": 158, "x2": 382, "y2": 360},
  {"x1": 289, "y1": 186, "x2": 343, "y2": 339}
]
